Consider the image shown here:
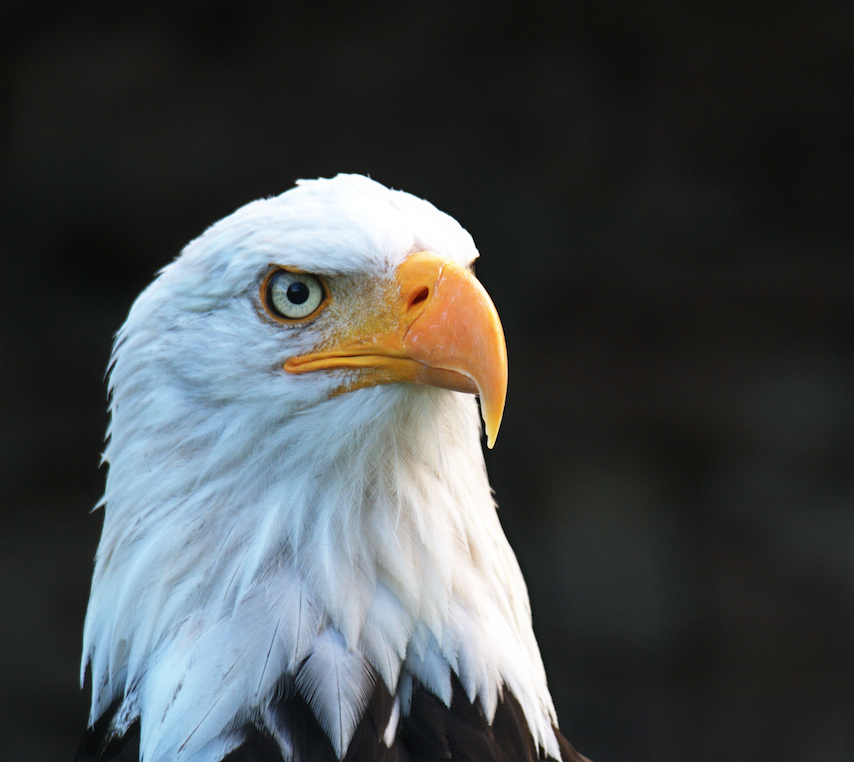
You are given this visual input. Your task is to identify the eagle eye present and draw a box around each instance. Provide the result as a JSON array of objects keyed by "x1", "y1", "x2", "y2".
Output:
[{"x1": 262, "y1": 269, "x2": 327, "y2": 322}]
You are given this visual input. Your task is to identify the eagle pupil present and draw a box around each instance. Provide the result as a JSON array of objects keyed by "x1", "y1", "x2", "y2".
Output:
[{"x1": 287, "y1": 281, "x2": 310, "y2": 305}]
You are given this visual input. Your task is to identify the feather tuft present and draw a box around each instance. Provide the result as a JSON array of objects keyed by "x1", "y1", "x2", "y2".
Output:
[{"x1": 295, "y1": 628, "x2": 375, "y2": 758}]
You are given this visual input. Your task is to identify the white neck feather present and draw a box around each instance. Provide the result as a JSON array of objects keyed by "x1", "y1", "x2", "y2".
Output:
[{"x1": 83, "y1": 373, "x2": 559, "y2": 760}]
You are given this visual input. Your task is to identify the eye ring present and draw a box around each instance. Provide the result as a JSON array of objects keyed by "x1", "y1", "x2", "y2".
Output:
[{"x1": 261, "y1": 268, "x2": 328, "y2": 323}]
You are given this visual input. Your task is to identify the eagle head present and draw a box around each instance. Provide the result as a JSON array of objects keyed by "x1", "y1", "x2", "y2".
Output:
[{"x1": 79, "y1": 175, "x2": 575, "y2": 762}]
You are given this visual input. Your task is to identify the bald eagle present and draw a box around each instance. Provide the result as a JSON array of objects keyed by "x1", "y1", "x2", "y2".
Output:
[{"x1": 76, "y1": 175, "x2": 590, "y2": 762}]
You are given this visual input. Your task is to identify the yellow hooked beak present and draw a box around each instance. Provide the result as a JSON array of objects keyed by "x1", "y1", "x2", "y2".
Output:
[{"x1": 284, "y1": 252, "x2": 508, "y2": 447}]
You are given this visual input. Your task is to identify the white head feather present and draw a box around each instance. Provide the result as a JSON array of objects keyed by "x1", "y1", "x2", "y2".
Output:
[{"x1": 81, "y1": 174, "x2": 559, "y2": 761}]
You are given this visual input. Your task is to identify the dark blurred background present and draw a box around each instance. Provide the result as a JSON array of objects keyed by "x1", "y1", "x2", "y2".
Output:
[{"x1": 2, "y1": 2, "x2": 853, "y2": 760}]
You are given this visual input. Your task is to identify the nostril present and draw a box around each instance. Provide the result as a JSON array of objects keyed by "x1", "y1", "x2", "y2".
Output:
[{"x1": 409, "y1": 287, "x2": 429, "y2": 310}]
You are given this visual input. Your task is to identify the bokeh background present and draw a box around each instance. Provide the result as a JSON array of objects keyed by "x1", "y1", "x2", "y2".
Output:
[{"x1": 2, "y1": 2, "x2": 853, "y2": 760}]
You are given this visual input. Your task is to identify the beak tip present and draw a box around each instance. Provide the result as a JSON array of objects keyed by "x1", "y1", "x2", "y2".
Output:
[{"x1": 482, "y1": 405, "x2": 503, "y2": 450}]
